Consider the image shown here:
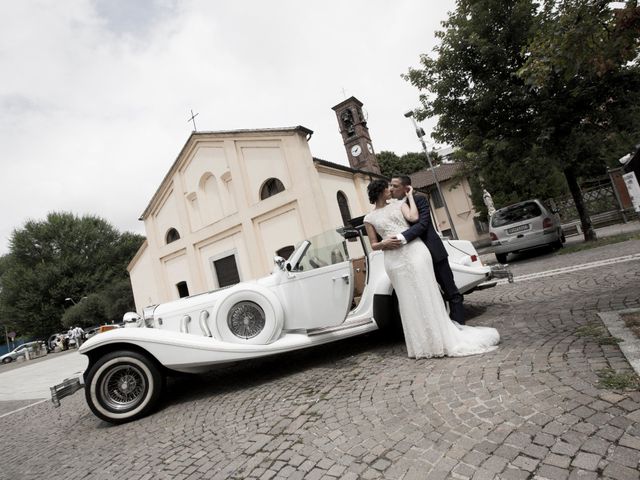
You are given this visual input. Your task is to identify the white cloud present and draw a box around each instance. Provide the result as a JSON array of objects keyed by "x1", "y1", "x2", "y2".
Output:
[{"x1": 0, "y1": 0, "x2": 454, "y2": 254}]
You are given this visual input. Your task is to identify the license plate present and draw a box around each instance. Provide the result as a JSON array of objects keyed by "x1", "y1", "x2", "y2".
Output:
[{"x1": 506, "y1": 224, "x2": 530, "y2": 234}]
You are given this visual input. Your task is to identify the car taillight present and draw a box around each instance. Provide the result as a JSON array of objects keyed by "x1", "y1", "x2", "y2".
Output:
[
  {"x1": 471, "y1": 255, "x2": 478, "y2": 262},
  {"x1": 543, "y1": 218, "x2": 553, "y2": 228},
  {"x1": 490, "y1": 232, "x2": 498, "y2": 241}
]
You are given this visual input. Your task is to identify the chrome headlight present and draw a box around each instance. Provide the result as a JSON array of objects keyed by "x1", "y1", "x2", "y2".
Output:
[
  {"x1": 227, "y1": 301, "x2": 265, "y2": 339},
  {"x1": 142, "y1": 305, "x2": 158, "y2": 328}
]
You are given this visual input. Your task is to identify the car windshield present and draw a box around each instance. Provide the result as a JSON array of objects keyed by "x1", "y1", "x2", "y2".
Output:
[
  {"x1": 491, "y1": 202, "x2": 542, "y2": 227},
  {"x1": 291, "y1": 230, "x2": 349, "y2": 271}
]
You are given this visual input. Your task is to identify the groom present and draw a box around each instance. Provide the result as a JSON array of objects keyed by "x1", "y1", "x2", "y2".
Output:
[{"x1": 386, "y1": 175, "x2": 465, "y2": 325}]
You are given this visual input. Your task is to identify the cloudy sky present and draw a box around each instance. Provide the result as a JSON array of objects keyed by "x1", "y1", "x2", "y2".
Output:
[{"x1": 0, "y1": 0, "x2": 455, "y2": 255}]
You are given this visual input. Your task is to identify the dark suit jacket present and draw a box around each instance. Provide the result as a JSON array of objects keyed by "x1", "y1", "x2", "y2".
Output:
[{"x1": 400, "y1": 194, "x2": 448, "y2": 263}]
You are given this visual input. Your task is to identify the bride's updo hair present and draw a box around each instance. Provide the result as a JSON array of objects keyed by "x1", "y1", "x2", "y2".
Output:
[{"x1": 367, "y1": 179, "x2": 389, "y2": 204}]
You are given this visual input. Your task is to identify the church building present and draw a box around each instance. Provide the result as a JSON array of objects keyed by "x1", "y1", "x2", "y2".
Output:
[{"x1": 128, "y1": 97, "x2": 384, "y2": 311}]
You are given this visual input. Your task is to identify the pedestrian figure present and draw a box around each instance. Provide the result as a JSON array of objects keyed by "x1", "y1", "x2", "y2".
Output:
[{"x1": 74, "y1": 326, "x2": 85, "y2": 348}]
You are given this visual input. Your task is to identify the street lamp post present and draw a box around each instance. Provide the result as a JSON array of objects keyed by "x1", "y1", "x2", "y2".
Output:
[
  {"x1": 65, "y1": 296, "x2": 87, "y2": 306},
  {"x1": 404, "y1": 111, "x2": 459, "y2": 240}
]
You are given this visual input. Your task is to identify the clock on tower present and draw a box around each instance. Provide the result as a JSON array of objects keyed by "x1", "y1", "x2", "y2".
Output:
[{"x1": 332, "y1": 96, "x2": 381, "y2": 174}]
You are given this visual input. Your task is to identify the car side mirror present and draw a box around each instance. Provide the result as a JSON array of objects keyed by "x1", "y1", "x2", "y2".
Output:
[
  {"x1": 273, "y1": 255, "x2": 286, "y2": 271},
  {"x1": 342, "y1": 229, "x2": 360, "y2": 240}
]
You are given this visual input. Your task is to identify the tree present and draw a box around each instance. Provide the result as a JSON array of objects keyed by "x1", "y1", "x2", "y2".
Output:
[
  {"x1": 61, "y1": 294, "x2": 108, "y2": 329},
  {"x1": 376, "y1": 150, "x2": 431, "y2": 178},
  {"x1": 404, "y1": 0, "x2": 565, "y2": 214},
  {"x1": 403, "y1": 0, "x2": 640, "y2": 239},
  {"x1": 0, "y1": 212, "x2": 144, "y2": 338},
  {"x1": 518, "y1": 0, "x2": 640, "y2": 240}
]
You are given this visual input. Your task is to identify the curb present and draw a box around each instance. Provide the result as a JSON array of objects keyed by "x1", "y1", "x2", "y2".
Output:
[{"x1": 598, "y1": 308, "x2": 640, "y2": 377}]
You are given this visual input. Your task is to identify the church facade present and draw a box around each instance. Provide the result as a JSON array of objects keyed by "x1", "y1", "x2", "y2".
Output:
[{"x1": 128, "y1": 98, "x2": 384, "y2": 311}]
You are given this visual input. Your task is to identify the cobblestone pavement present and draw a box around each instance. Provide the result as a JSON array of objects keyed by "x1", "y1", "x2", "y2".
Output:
[{"x1": 2, "y1": 242, "x2": 640, "y2": 480}]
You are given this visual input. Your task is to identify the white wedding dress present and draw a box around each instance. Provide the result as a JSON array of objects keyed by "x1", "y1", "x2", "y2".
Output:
[{"x1": 364, "y1": 200, "x2": 500, "y2": 358}]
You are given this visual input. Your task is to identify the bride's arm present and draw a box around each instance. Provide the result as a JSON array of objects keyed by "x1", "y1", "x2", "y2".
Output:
[
  {"x1": 365, "y1": 222, "x2": 399, "y2": 251},
  {"x1": 401, "y1": 186, "x2": 419, "y2": 222}
]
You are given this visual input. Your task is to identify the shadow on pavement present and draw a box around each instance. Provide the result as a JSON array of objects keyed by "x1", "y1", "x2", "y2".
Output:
[{"x1": 161, "y1": 330, "x2": 399, "y2": 409}]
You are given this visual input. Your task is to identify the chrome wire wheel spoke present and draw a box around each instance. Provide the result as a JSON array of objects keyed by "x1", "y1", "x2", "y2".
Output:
[
  {"x1": 101, "y1": 365, "x2": 147, "y2": 411},
  {"x1": 227, "y1": 301, "x2": 266, "y2": 339}
]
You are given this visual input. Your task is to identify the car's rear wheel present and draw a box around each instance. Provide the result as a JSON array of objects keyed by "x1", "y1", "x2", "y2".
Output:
[
  {"x1": 495, "y1": 253, "x2": 508, "y2": 264},
  {"x1": 85, "y1": 350, "x2": 164, "y2": 424}
]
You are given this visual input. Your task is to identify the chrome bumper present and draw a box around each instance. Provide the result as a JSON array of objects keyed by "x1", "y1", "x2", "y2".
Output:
[
  {"x1": 490, "y1": 264, "x2": 514, "y2": 283},
  {"x1": 50, "y1": 376, "x2": 84, "y2": 407}
]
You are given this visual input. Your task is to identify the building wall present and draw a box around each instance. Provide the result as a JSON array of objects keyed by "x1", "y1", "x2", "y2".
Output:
[
  {"x1": 317, "y1": 168, "x2": 369, "y2": 227},
  {"x1": 128, "y1": 241, "x2": 161, "y2": 311},
  {"x1": 128, "y1": 129, "x2": 372, "y2": 312},
  {"x1": 430, "y1": 177, "x2": 487, "y2": 243}
]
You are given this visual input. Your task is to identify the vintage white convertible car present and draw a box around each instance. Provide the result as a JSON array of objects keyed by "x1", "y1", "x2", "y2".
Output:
[{"x1": 53, "y1": 224, "x2": 510, "y2": 423}]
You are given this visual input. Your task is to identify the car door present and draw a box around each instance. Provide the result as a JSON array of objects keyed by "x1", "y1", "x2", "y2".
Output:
[{"x1": 278, "y1": 231, "x2": 354, "y2": 330}]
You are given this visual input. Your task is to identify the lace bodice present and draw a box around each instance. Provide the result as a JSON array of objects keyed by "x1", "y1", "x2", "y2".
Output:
[{"x1": 363, "y1": 200, "x2": 408, "y2": 239}]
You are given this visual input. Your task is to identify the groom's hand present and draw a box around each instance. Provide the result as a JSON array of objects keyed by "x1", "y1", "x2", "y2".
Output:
[{"x1": 382, "y1": 237, "x2": 403, "y2": 250}]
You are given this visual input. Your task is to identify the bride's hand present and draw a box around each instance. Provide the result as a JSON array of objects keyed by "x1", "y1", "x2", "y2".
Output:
[{"x1": 407, "y1": 185, "x2": 414, "y2": 196}]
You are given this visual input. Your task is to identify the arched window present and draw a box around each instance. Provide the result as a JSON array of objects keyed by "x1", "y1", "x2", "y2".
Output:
[
  {"x1": 260, "y1": 178, "x2": 285, "y2": 200},
  {"x1": 166, "y1": 228, "x2": 180, "y2": 244},
  {"x1": 337, "y1": 191, "x2": 352, "y2": 226}
]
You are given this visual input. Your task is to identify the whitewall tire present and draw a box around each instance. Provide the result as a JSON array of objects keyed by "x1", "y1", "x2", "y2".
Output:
[
  {"x1": 211, "y1": 286, "x2": 284, "y2": 345},
  {"x1": 84, "y1": 350, "x2": 164, "y2": 424}
]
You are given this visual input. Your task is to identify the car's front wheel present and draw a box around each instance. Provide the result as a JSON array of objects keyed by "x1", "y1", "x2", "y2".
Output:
[
  {"x1": 84, "y1": 350, "x2": 164, "y2": 424},
  {"x1": 2, "y1": 357, "x2": 12, "y2": 364}
]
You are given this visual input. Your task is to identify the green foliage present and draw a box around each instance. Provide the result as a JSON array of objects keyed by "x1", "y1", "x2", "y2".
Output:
[
  {"x1": 403, "y1": 0, "x2": 640, "y2": 226},
  {"x1": 61, "y1": 294, "x2": 108, "y2": 329},
  {"x1": 0, "y1": 212, "x2": 144, "y2": 338},
  {"x1": 575, "y1": 323, "x2": 622, "y2": 345},
  {"x1": 376, "y1": 150, "x2": 430, "y2": 178},
  {"x1": 596, "y1": 368, "x2": 640, "y2": 390},
  {"x1": 519, "y1": 0, "x2": 640, "y2": 174}
]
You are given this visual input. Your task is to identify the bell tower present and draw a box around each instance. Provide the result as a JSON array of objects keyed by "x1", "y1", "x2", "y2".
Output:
[{"x1": 332, "y1": 96, "x2": 381, "y2": 174}]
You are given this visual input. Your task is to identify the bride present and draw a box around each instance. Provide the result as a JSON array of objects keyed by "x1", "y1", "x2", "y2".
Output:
[{"x1": 363, "y1": 179, "x2": 500, "y2": 359}]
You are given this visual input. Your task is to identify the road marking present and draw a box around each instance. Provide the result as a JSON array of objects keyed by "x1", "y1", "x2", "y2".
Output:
[
  {"x1": 0, "y1": 398, "x2": 48, "y2": 419},
  {"x1": 496, "y1": 253, "x2": 640, "y2": 285}
]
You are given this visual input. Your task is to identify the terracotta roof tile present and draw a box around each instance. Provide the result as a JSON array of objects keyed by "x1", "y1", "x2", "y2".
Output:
[{"x1": 410, "y1": 162, "x2": 462, "y2": 189}]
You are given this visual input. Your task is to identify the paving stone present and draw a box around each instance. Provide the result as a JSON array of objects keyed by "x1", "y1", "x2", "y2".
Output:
[
  {"x1": 494, "y1": 445, "x2": 520, "y2": 462},
  {"x1": 512, "y1": 455, "x2": 539, "y2": 472},
  {"x1": 4, "y1": 243, "x2": 640, "y2": 480},
  {"x1": 543, "y1": 453, "x2": 571, "y2": 468},
  {"x1": 463, "y1": 451, "x2": 490, "y2": 467},
  {"x1": 471, "y1": 467, "x2": 495, "y2": 480},
  {"x1": 598, "y1": 392, "x2": 626, "y2": 404},
  {"x1": 607, "y1": 445, "x2": 640, "y2": 468},
  {"x1": 452, "y1": 462, "x2": 475, "y2": 476},
  {"x1": 567, "y1": 469, "x2": 599, "y2": 480},
  {"x1": 534, "y1": 433, "x2": 557, "y2": 447},
  {"x1": 481, "y1": 455, "x2": 508, "y2": 474},
  {"x1": 601, "y1": 462, "x2": 640, "y2": 480},
  {"x1": 581, "y1": 436, "x2": 611, "y2": 456},
  {"x1": 497, "y1": 467, "x2": 530, "y2": 480},
  {"x1": 551, "y1": 440, "x2": 579, "y2": 456},
  {"x1": 618, "y1": 434, "x2": 640, "y2": 451},
  {"x1": 571, "y1": 452, "x2": 601, "y2": 471},
  {"x1": 535, "y1": 464, "x2": 570, "y2": 480}
]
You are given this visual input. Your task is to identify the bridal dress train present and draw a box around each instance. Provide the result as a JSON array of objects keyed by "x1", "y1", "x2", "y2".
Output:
[{"x1": 364, "y1": 200, "x2": 500, "y2": 358}]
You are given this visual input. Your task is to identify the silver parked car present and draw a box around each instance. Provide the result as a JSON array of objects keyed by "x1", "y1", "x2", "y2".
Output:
[
  {"x1": 490, "y1": 199, "x2": 564, "y2": 264},
  {"x1": 1, "y1": 341, "x2": 47, "y2": 363}
]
